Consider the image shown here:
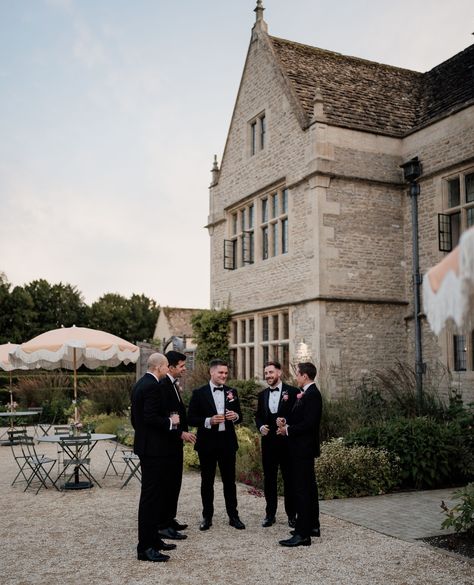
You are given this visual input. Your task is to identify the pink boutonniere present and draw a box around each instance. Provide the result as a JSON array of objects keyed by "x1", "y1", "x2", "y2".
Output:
[
  {"x1": 226, "y1": 391, "x2": 235, "y2": 402},
  {"x1": 296, "y1": 392, "x2": 304, "y2": 400},
  {"x1": 281, "y1": 391, "x2": 289, "y2": 401}
]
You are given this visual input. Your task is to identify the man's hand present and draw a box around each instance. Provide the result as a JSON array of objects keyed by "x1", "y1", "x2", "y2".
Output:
[
  {"x1": 276, "y1": 417, "x2": 286, "y2": 427},
  {"x1": 260, "y1": 425, "x2": 270, "y2": 436},
  {"x1": 225, "y1": 409, "x2": 238, "y2": 421},
  {"x1": 211, "y1": 414, "x2": 225, "y2": 425},
  {"x1": 170, "y1": 413, "x2": 180, "y2": 426},
  {"x1": 276, "y1": 424, "x2": 288, "y2": 436},
  {"x1": 181, "y1": 431, "x2": 196, "y2": 444}
]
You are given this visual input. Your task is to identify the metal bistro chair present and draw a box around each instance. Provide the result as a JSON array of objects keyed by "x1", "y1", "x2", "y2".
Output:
[
  {"x1": 10, "y1": 430, "x2": 35, "y2": 487},
  {"x1": 19, "y1": 436, "x2": 58, "y2": 494},
  {"x1": 103, "y1": 426, "x2": 133, "y2": 479},
  {"x1": 56, "y1": 434, "x2": 101, "y2": 490},
  {"x1": 121, "y1": 450, "x2": 141, "y2": 488},
  {"x1": 28, "y1": 407, "x2": 56, "y2": 437},
  {"x1": 27, "y1": 407, "x2": 42, "y2": 436}
]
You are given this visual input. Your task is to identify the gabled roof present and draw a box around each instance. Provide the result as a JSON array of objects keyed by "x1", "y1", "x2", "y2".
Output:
[
  {"x1": 269, "y1": 36, "x2": 474, "y2": 137},
  {"x1": 161, "y1": 307, "x2": 200, "y2": 337}
]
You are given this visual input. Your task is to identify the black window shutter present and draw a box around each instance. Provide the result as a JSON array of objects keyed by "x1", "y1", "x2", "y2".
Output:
[
  {"x1": 224, "y1": 240, "x2": 236, "y2": 270},
  {"x1": 438, "y1": 214, "x2": 452, "y2": 252}
]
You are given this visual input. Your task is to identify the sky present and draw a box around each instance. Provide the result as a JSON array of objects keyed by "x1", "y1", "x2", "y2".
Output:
[{"x1": 1, "y1": 0, "x2": 473, "y2": 310}]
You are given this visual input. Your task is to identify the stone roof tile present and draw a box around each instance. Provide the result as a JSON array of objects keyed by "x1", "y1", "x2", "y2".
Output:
[{"x1": 269, "y1": 36, "x2": 474, "y2": 137}]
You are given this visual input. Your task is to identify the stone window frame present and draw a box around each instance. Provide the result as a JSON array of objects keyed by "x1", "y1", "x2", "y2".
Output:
[
  {"x1": 441, "y1": 167, "x2": 474, "y2": 371},
  {"x1": 260, "y1": 188, "x2": 289, "y2": 261},
  {"x1": 439, "y1": 168, "x2": 474, "y2": 251},
  {"x1": 224, "y1": 186, "x2": 289, "y2": 270},
  {"x1": 230, "y1": 310, "x2": 290, "y2": 379},
  {"x1": 249, "y1": 111, "x2": 266, "y2": 156},
  {"x1": 226, "y1": 204, "x2": 255, "y2": 269}
]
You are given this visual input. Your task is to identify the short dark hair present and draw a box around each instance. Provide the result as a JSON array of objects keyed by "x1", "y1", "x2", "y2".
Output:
[
  {"x1": 264, "y1": 361, "x2": 281, "y2": 370},
  {"x1": 297, "y1": 362, "x2": 317, "y2": 380},
  {"x1": 209, "y1": 358, "x2": 228, "y2": 369},
  {"x1": 165, "y1": 351, "x2": 186, "y2": 367}
]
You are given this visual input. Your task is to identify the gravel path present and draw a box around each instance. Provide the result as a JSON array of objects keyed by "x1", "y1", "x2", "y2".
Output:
[{"x1": 1, "y1": 437, "x2": 472, "y2": 585}]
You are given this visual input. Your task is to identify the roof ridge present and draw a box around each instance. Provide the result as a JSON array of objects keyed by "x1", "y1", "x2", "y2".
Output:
[{"x1": 269, "y1": 34, "x2": 423, "y2": 76}]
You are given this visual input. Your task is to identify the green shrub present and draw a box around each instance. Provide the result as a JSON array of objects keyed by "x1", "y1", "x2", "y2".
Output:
[
  {"x1": 191, "y1": 309, "x2": 231, "y2": 364},
  {"x1": 12, "y1": 372, "x2": 71, "y2": 422},
  {"x1": 346, "y1": 416, "x2": 474, "y2": 489},
  {"x1": 92, "y1": 415, "x2": 127, "y2": 435},
  {"x1": 441, "y1": 482, "x2": 474, "y2": 536},
  {"x1": 316, "y1": 438, "x2": 400, "y2": 499},
  {"x1": 80, "y1": 374, "x2": 133, "y2": 415},
  {"x1": 228, "y1": 378, "x2": 261, "y2": 430},
  {"x1": 184, "y1": 442, "x2": 200, "y2": 470},
  {"x1": 235, "y1": 425, "x2": 263, "y2": 489},
  {"x1": 116, "y1": 423, "x2": 134, "y2": 447},
  {"x1": 320, "y1": 391, "x2": 366, "y2": 442}
]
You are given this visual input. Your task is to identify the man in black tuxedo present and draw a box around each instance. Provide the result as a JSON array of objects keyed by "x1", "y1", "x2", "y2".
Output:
[
  {"x1": 157, "y1": 350, "x2": 196, "y2": 541},
  {"x1": 255, "y1": 361, "x2": 298, "y2": 528},
  {"x1": 187, "y1": 359, "x2": 245, "y2": 531},
  {"x1": 131, "y1": 352, "x2": 179, "y2": 562},
  {"x1": 277, "y1": 362, "x2": 322, "y2": 547}
]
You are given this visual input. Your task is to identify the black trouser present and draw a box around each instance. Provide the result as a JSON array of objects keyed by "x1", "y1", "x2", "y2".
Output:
[
  {"x1": 291, "y1": 455, "x2": 319, "y2": 538},
  {"x1": 137, "y1": 455, "x2": 165, "y2": 552},
  {"x1": 198, "y1": 443, "x2": 238, "y2": 520},
  {"x1": 156, "y1": 448, "x2": 183, "y2": 529},
  {"x1": 261, "y1": 437, "x2": 295, "y2": 519}
]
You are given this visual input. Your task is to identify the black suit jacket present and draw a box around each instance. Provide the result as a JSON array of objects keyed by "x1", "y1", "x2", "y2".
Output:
[
  {"x1": 131, "y1": 373, "x2": 183, "y2": 458},
  {"x1": 286, "y1": 383, "x2": 322, "y2": 459},
  {"x1": 255, "y1": 383, "x2": 298, "y2": 437},
  {"x1": 187, "y1": 384, "x2": 242, "y2": 454},
  {"x1": 159, "y1": 375, "x2": 189, "y2": 443}
]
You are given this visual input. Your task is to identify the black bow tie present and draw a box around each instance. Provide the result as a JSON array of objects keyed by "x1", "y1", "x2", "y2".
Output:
[
  {"x1": 213, "y1": 386, "x2": 224, "y2": 392},
  {"x1": 269, "y1": 387, "x2": 279, "y2": 392}
]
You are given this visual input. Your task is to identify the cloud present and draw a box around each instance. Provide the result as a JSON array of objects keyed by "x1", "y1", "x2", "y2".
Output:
[{"x1": 72, "y1": 21, "x2": 108, "y2": 68}]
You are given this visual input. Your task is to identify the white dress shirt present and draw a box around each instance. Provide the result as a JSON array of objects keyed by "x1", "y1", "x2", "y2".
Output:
[
  {"x1": 268, "y1": 382, "x2": 282, "y2": 414},
  {"x1": 205, "y1": 382, "x2": 226, "y2": 431}
]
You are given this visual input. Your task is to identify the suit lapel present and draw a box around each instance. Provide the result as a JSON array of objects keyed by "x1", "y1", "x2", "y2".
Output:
[
  {"x1": 264, "y1": 388, "x2": 271, "y2": 416},
  {"x1": 205, "y1": 384, "x2": 217, "y2": 414}
]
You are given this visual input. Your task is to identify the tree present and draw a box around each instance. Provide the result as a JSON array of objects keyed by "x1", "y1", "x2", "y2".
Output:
[
  {"x1": 89, "y1": 292, "x2": 159, "y2": 342},
  {"x1": 191, "y1": 309, "x2": 232, "y2": 364},
  {"x1": 0, "y1": 273, "x2": 35, "y2": 343},
  {"x1": 24, "y1": 279, "x2": 88, "y2": 337}
]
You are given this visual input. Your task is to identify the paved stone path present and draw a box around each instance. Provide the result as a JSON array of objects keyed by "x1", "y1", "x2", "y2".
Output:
[{"x1": 320, "y1": 487, "x2": 458, "y2": 542}]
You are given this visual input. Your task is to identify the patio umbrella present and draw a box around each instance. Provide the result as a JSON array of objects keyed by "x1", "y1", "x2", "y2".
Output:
[
  {"x1": 423, "y1": 226, "x2": 474, "y2": 334},
  {"x1": 0, "y1": 343, "x2": 33, "y2": 410},
  {"x1": 9, "y1": 326, "x2": 140, "y2": 423}
]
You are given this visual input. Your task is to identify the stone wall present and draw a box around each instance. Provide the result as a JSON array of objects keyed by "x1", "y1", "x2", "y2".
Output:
[{"x1": 208, "y1": 24, "x2": 474, "y2": 401}]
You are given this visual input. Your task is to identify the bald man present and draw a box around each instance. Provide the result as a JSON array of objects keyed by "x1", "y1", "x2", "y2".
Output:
[{"x1": 131, "y1": 352, "x2": 178, "y2": 562}]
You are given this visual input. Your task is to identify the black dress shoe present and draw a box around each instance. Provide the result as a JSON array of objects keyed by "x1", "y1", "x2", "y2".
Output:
[
  {"x1": 137, "y1": 547, "x2": 170, "y2": 562},
  {"x1": 291, "y1": 528, "x2": 320, "y2": 537},
  {"x1": 229, "y1": 516, "x2": 246, "y2": 529},
  {"x1": 262, "y1": 516, "x2": 276, "y2": 527},
  {"x1": 171, "y1": 519, "x2": 188, "y2": 531},
  {"x1": 158, "y1": 527, "x2": 188, "y2": 540},
  {"x1": 288, "y1": 517, "x2": 296, "y2": 528},
  {"x1": 155, "y1": 539, "x2": 177, "y2": 551},
  {"x1": 199, "y1": 518, "x2": 212, "y2": 531},
  {"x1": 279, "y1": 534, "x2": 311, "y2": 547}
]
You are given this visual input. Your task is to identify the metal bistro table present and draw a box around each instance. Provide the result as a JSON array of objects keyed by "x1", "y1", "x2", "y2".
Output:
[
  {"x1": 0, "y1": 411, "x2": 38, "y2": 445},
  {"x1": 37, "y1": 433, "x2": 116, "y2": 490}
]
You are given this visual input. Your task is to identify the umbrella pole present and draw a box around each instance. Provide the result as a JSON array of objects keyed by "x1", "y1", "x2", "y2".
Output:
[
  {"x1": 73, "y1": 348, "x2": 78, "y2": 424},
  {"x1": 9, "y1": 371, "x2": 14, "y2": 431}
]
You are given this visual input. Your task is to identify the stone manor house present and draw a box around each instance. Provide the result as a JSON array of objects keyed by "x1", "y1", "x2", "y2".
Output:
[{"x1": 207, "y1": 3, "x2": 474, "y2": 398}]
